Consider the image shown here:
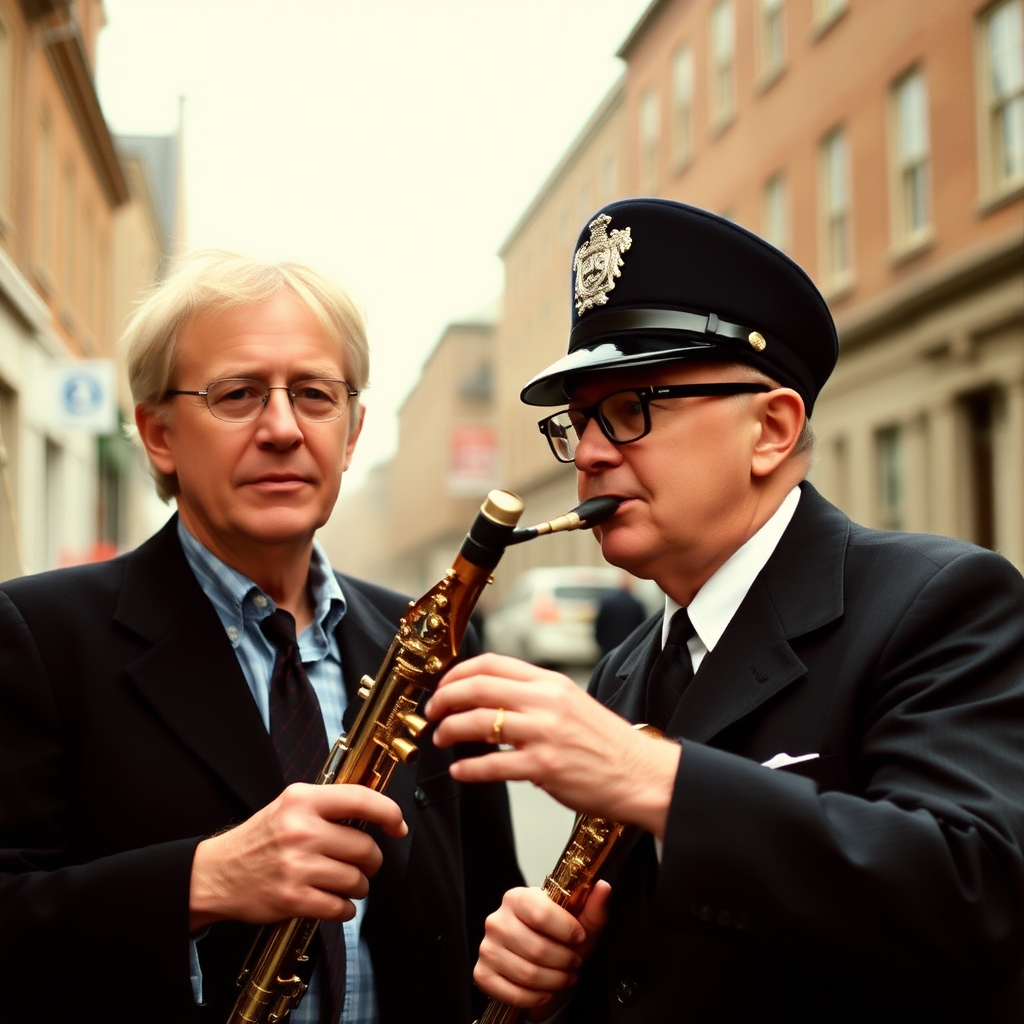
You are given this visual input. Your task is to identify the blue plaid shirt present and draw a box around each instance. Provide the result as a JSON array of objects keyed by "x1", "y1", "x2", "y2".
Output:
[{"x1": 179, "y1": 521, "x2": 378, "y2": 1024}]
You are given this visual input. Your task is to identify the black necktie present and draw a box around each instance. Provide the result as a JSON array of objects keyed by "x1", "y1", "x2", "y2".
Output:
[
  {"x1": 645, "y1": 609, "x2": 696, "y2": 731},
  {"x1": 261, "y1": 609, "x2": 330, "y2": 784},
  {"x1": 260, "y1": 609, "x2": 345, "y2": 1024}
]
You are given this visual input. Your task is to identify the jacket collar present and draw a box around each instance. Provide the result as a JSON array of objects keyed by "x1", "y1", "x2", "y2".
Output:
[{"x1": 115, "y1": 515, "x2": 283, "y2": 812}]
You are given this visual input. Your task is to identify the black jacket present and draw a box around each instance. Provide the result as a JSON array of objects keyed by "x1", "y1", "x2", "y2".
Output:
[
  {"x1": 568, "y1": 484, "x2": 1024, "y2": 1023},
  {"x1": 0, "y1": 515, "x2": 522, "y2": 1023}
]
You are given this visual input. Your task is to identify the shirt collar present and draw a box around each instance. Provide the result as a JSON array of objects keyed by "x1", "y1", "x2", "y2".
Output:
[
  {"x1": 177, "y1": 519, "x2": 346, "y2": 650},
  {"x1": 664, "y1": 485, "x2": 801, "y2": 654}
]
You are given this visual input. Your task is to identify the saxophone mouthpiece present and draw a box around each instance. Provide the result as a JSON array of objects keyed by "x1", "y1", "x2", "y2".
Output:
[{"x1": 508, "y1": 495, "x2": 623, "y2": 545}]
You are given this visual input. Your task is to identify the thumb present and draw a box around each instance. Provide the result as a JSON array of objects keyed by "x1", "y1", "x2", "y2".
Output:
[{"x1": 575, "y1": 880, "x2": 612, "y2": 952}]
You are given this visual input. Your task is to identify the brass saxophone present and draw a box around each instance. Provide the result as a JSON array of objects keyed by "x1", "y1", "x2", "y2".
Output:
[
  {"x1": 227, "y1": 489, "x2": 621, "y2": 1024},
  {"x1": 473, "y1": 724, "x2": 658, "y2": 1024}
]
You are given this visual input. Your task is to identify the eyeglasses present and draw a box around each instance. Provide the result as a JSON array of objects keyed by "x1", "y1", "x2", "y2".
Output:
[
  {"x1": 164, "y1": 378, "x2": 359, "y2": 423},
  {"x1": 537, "y1": 382, "x2": 773, "y2": 464}
]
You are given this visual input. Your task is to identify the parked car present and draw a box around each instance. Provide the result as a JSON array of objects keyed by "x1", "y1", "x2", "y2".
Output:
[{"x1": 483, "y1": 566, "x2": 660, "y2": 668}]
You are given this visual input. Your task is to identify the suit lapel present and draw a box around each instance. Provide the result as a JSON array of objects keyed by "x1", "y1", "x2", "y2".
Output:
[
  {"x1": 115, "y1": 516, "x2": 283, "y2": 812},
  {"x1": 676, "y1": 484, "x2": 849, "y2": 744},
  {"x1": 601, "y1": 617, "x2": 663, "y2": 724}
]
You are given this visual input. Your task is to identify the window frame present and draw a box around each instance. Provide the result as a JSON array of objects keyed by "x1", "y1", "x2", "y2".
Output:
[
  {"x1": 818, "y1": 125, "x2": 854, "y2": 292},
  {"x1": 975, "y1": 0, "x2": 1024, "y2": 205},
  {"x1": 708, "y1": 0, "x2": 736, "y2": 132},
  {"x1": 671, "y1": 42, "x2": 695, "y2": 170},
  {"x1": 888, "y1": 65, "x2": 934, "y2": 258}
]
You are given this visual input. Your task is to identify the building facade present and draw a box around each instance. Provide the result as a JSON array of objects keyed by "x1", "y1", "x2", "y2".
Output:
[
  {"x1": 0, "y1": 0, "x2": 175, "y2": 581},
  {"x1": 334, "y1": 0, "x2": 1023, "y2": 607},
  {"x1": 493, "y1": 0, "x2": 1024, "y2": 596},
  {"x1": 320, "y1": 314, "x2": 500, "y2": 601}
]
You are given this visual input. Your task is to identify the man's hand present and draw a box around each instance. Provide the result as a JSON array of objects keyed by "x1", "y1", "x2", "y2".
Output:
[
  {"x1": 189, "y1": 783, "x2": 407, "y2": 931},
  {"x1": 425, "y1": 653, "x2": 681, "y2": 837},
  {"x1": 474, "y1": 882, "x2": 612, "y2": 1016}
]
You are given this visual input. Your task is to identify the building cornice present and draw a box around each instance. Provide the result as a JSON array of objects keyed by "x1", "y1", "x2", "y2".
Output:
[
  {"x1": 34, "y1": 7, "x2": 130, "y2": 207},
  {"x1": 835, "y1": 229, "x2": 1024, "y2": 350},
  {"x1": 499, "y1": 78, "x2": 625, "y2": 257},
  {"x1": 0, "y1": 243, "x2": 50, "y2": 333},
  {"x1": 617, "y1": 0, "x2": 672, "y2": 60}
]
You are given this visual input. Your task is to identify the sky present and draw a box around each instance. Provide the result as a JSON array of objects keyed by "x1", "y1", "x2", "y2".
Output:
[{"x1": 95, "y1": 0, "x2": 653, "y2": 486}]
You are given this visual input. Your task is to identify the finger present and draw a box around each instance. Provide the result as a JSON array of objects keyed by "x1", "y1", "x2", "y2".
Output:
[
  {"x1": 446, "y1": 747, "x2": 537, "y2": 785},
  {"x1": 437, "y1": 652, "x2": 541, "y2": 688},
  {"x1": 506, "y1": 888, "x2": 587, "y2": 946},
  {"x1": 317, "y1": 826, "x2": 385, "y2": 880},
  {"x1": 472, "y1": 959, "x2": 557, "y2": 1012},
  {"x1": 576, "y1": 880, "x2": 612, "y2": 942},
  {"x1": 309, "y1": 784, "x2": 408, "y2": 838},
  {"x1": 432, "y1": 706, "x2": 526, "y2": 749},
  {"x1": 426, "y1": 677, "x2": 520, "y2": 722}
]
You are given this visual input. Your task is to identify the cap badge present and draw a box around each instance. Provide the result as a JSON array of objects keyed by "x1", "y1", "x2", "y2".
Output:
[
  {"x1": 748, "y1": 331, "x2": 767, "y2": 352},
  {"x1": 574, "y1": 214, "x2": 632, "y2": 314}
]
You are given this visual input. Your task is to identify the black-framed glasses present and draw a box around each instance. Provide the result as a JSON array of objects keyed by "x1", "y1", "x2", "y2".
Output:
[
  {"x1": 537, "y1": 382, "x2": 773, "y2": 464},
  {"x1": 164, "y1": 378, "x2": 359, "y2": 423}
]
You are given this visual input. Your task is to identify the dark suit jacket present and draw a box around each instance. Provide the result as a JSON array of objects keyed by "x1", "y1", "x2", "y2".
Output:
[
  {"x1": 0, "y1": 516, "x2": 522, "y2": 1024},
  {"x1": 565, "y1": 484, "x2": 1024, "y2": 1023}
]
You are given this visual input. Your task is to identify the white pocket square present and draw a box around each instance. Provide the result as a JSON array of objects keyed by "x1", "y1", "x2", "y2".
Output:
[{"x1": 761, "y1": 752, "x2": 820, "y2": 770}]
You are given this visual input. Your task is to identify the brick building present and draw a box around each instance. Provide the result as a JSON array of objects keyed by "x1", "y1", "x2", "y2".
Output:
[
  {"x1": 492, "y1": 0, "x2": 1024, "y2": 599},
  {"x1": 332, "y1": 0, "x2": 1023, "y2": 608}
]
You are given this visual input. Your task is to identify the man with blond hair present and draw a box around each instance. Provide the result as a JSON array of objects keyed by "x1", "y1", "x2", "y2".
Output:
[{"x1": 0, "y1": 250, "x2": 521, "y2": 1024}]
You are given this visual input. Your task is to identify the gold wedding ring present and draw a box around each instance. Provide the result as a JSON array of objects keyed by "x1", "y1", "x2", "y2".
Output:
[{"x1": 492, "y1": 707, "x2": 505, "y2": 745}]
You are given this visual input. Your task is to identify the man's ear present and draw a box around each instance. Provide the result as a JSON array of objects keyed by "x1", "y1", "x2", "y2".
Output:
[
  {"x1": 750, "y1": 388, "x2": 805, "y2": 478},
  {"x1": 134, "y1": 403, "x2": 177, "y2": 477}
]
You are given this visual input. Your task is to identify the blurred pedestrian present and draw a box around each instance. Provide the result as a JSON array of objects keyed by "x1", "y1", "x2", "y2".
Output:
[
  {"x1": 593, "y1": 573, "x2": 648, "y2": 655},
  {"x1": 0, "y1": 250, "x2": 521, "y2": 1024}
]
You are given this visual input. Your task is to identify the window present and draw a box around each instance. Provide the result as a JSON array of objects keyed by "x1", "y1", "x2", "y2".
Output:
[
  {"x1": 63, "y1": 161, "x2": 76, "y2": 317},
  {"x1": 36, "y1": 105, "x2": 54, "y2": 282},
  {"x1": 639, "y1": 88, "x2": 660, "y2": 193},
  {"x1": 82, "y1": 200, "x2": 95, "y2": 345},
  {"x1": 978, "y1": 0, "x2": 1024, "y2": 198},
  {"x1": 757, "y1": 0, "x2": 786, "y2": 82},
  {"x1": 709, "y1": 1, "x2": 736, "y2": 128},
  {"x1": 671, "y1": 44, "x2": 694, "y2": 168},
  {"x1": 0, "y1": 11, "x2": 13, "y2": 229},
  {"x1": 890, "y1": 67, "x2": 932, "y2": 247},
  {"x1": 819, "y1": 126, "x2": 852, "y2": 285},
  {"x1": 761, "y1": 172, "x2": 788, "y2": 251},
  {"x1": 876, "y1": 425, "x2": 904, "y2": 531},
  {"x1": 813, "y1": 0, "x2": 847, "y2": 33}
]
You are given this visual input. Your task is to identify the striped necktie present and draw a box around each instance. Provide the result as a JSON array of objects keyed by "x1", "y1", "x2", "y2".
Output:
[{"x1": 260, "y1": 609, "x2": 346, "y2": 1024}]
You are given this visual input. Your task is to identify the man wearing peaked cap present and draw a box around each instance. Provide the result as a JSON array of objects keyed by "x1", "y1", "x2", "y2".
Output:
[{"x1": 428, "y1": 198, "x2": 1024, "y2": 1022}]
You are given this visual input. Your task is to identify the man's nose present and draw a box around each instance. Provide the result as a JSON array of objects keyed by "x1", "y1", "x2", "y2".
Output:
[
  {"x1": 257, "y1": 387, "x2": 303, "y2": 441},
  {"x1": 573, "y1": 416, "x2": 620, "y2": 469}
]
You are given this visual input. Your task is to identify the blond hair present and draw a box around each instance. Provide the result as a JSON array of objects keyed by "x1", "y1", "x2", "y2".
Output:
[{"x1": 120, "y1": 249, "x2": 369, "y2": 501}]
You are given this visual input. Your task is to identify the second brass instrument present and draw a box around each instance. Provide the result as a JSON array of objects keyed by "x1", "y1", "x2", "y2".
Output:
[
  {"x1": 227, "y1": 489, "x2": 621, "y2": 1024},
  {"x1": 474, "y1": 724, "x2": 659, "y2": 1024}
]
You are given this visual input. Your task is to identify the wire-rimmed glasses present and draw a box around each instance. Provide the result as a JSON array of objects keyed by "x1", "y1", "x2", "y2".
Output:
[
  {"x1": 164, "y1": 378, "x2": 359, "y2": 423},
  {"x1": 537, "y1": 382, "x2": 772, "y2": 463}
]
